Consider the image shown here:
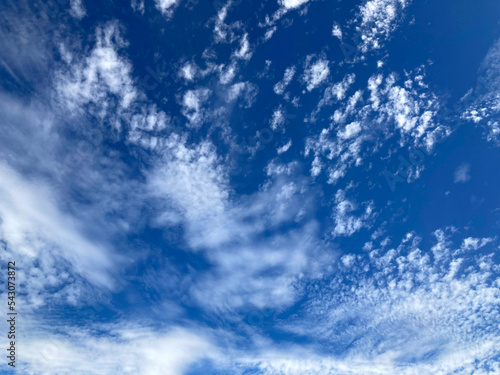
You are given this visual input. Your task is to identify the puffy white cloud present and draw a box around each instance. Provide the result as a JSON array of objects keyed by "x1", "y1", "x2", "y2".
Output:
[
  {"x1": 355, "y1": 0, "x2": 411, "y2": 53},
  {"x1": 279, "y1": 0, "x2": 310, "y2": 10},
  {"x1": 128, "y1": 104, "x2": 171, "y2": 149},
  {"x1": 303, "y1": 56, "x2": 330, "y2": 91},
  {"x1": 180, "y1": 88, "x2": 212, "y2": 127},
  {"x1": 306, "y1": 70, "x2": 442, "y2": 184},
  {"x1": 270, "y1": 106, "x2": 285, "y2": 130},
  {"x1": 332, "y1": 23, "x2": 342, "y2": 40},
  {"x1": 179, "y1": 62, "x2": 197, "y2": 81},
  {"x1": 154, "y1": 0, "x2": 180, "y2": 18},
  {"x1": 460, "y1": 237, "x2": 493, "y2": 252},
  {"x1": 337, "y1": 121, "x2": 361, "y2": 140},
  {"x1": 332, "y1": 189, "x2": 374, "y2": 237},
  {"x1": 219, "y1": 62, "x2": 238, "y2": 84}
]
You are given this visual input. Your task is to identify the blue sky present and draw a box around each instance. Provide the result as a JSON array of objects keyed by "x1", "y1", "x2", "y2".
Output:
[{"x1": 0, "y1": 0, "x2": 500, "y2": 374}]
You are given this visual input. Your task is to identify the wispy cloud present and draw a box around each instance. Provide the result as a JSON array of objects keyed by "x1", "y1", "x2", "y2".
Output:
[
  {"x1": 55, "y1": 22, "x2": 138, "y2": 120},
  {"x1": 21, "y1": 322, "x2": 219, "y2": 375},
  {"x1": 454, "y1": 163, "x2": 471, "y2": 183},
  {"x1": 69, "y1": 0, "x2": 87, "y2": 19}
]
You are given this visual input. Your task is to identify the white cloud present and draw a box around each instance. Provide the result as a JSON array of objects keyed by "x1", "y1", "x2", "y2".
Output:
[
  {"x1": 225, "y1": 81, "x2": 258, "y2": 107},
  {"x1": 274, "y1": 66, "x2": 296, "y2": 95},
  {"x1": 279, "y1": 0, "x2": 310, "y2": 10},
  {"x1": 69, "y1": 0, "x2": 87, "y2": 19},
  {"x1": 303, "y1": 56, "x2": 330, "y2": 92},
  {"x1": 332, "y1": 23, "x2": 342, "y2": 40},
  {"x1": 149, "y1": 142, "x2": 332, "y2": 311},
  {"x1": 309, "y1": 74, "x2": 356, "y2": 122},
  {"x1": 149, "y1": 135, "x2": 228, "y2": 228},
  {"x1": 460, "y1": 236, "x2": 493, "y2": 252},
  {"x1": 191, "y1": 220, "x2": 331, "y2": 310},
  {"x1": 180, "y1": 88, "x2": 212, "y2": 127},
  {"x1": 277, "y1": 140, "x2": 292, "y2": 154},
  {"x1": 385, "y1": 84, "x2": 420, "y2": 131},
  {"x1": 237, "y1": 341, "x2": 500, "y2": 375},
  {"x1": 179, "y1": 62, "x2": 197, "y2": 81},
  {"x1": 233, "y1": 33, "x2": 252, "y2": 60},
  {"x1": 128, "y1": 104, "x2": 171, "y2": 148},
  {"x1": 154, "y1": 0, "x2": 180, "y2": 18},
  {"x1": 226, "y1": 82, "x2": 246, "y2": 101},
  {"x1": 337, "y1": 121, "x2": 361, "y2": 140},
  {"x1": 270, "y1": 106, "x2": 285, "y2": 130},
  {"x1": 305, "y1": 123, "x2": 366, "y2": 185},
  {"x1": 462, "y1": 38, "x2": 500, "y2": 142},
  {"x1": 306, "y1": 70, "x2": 443, "y2": 183},
  {"x1": 480, "y1": 38, "x2": 500, "y2": 88},
  {"x1": 264, "y1": 26, "x2": 278, "y2": 41},
  {"x1": 310, "y1": 156, "x2": 322, "y2": 177},
  {"x1": 355, "y1": 0, "x2": 411, "y2": 53},
  {"x1": 21, "y1": 324, "x2": 218, "y2": 375},
  {"x1": 219, "y1": 62, "x2": 238, "y2": 84},
  {"x1": 332, "y1": 189, "x2": 374, "y2": 237},
  {"x1": 454, "y1": 163, "x2": 471, "y2": 183},
  {"x1": 266, "y1": 161, "x2": 298, "y2": 176},
  {"x1": 212, "y1": 2, "x2": 243, "y2": 44},
  {"x1": 55, "y1": 22, "x2": 138, "y2": 121},
  {"x1": 341, "y1": 253, "x2": 356, "y2": 267},
  {"x1": 269, "y1": 229, "x2": 500, "y2": 375},
  {"x1": 0, "y1": 85, "x2": 153, "y2": 311},
  {"x1": 0, "y1": 163, "x2": 120, "y2": 308},
  {"x1": 131, "y1": 0, "x2": 145, "y2": 13}
]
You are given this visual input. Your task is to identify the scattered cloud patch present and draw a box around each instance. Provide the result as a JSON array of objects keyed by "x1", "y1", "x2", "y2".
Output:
[
  {"x1": 303, "y1": 56, "x2": 330, "y2": 92},
  {"x1": 69, "y1": 0, "x2": 87, "y2": 19},
  {"x1": 274, "y1": 66, "x2": 296, "y2": 95},
  {"x1": 154, "y1": 0, "x2": 180, "y2": 18},
  {"x1": 270, "y1": 106, "x2": 285, "y2": 130},
  {"x1": 233, "y1": 33, "x2": 252, "y2": 60},
  {"x1": 355, "y1": 0, "x2": 412, "y2": 53},
  {"x1": 279, "y1": 0, "x2": 310, "y2": 10},
  {"x1": 277, "y1": 140, "x2": 292, "y2": 154},
  {"x1": 274, "y1": 229, "x2": 500, "y2": 375},
  {"x1": 180, "y1": 88, "x2": 212, "y2": 127},
  {"x1": 454, "y1": 163, "x2": 471, "y2": 183},
  {"x1": 332, "y1": 23, "x2": 342, "y2": 40},
  {"x1": 332, "y1": 189, "x2": 374, "y2": 237},
  {"x1": 55, "y1": 22, "x2": 138, "y2": 122}
]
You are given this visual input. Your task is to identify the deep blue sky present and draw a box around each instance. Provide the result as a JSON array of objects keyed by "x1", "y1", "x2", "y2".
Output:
[{"x1": 1, "y1": 0, "x2": 500, "y2": 374}]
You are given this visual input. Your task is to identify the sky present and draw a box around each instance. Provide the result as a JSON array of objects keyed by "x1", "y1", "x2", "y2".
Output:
[{"x1": 0, "y1": 0, "x2": 500, "y2": 374}]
